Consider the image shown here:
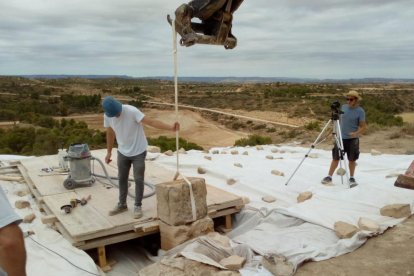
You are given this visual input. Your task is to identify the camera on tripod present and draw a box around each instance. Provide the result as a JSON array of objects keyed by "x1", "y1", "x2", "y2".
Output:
[{"x1": 330, "y1": 100, "x2": 343, "y2": 120}]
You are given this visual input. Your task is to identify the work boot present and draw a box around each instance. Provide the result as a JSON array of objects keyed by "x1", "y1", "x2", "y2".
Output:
[
  {"x1": 108, "y1": 203, "x2": 127, "y2": 216},
  {"x1": 134, "y1": 206, "x2": 143, "y2": 219},
  {"x1": 349, "y1": 177, "x2": 358, "y2": 188},
  {"x1": 321, "y1": 176, "x2": 332, "y2": 184}
]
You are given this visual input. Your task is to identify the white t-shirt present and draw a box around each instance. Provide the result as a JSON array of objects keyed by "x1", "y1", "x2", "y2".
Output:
[{"x1": 104, "y1": 105, "x2": 148, "y2": 157}]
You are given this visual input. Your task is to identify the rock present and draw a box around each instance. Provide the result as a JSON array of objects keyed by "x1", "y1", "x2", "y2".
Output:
[
  {"x1": 219, "y1": 255, "x2": 246, "y2": 270},
  {"x1": 204, "y1": 156, "x2": 212, "y2": 161},
  {"x1": 23, "y1": 213, "x2": 36, "y2": 223},
  {"x1": 226, "y1": 178, "x2": 237, "y2": 185},
  {"x1": 178, "y1": 148, "x2": 187, "y2": 154},
  {"x1": 279, "y1": 150, "x2": 286, "y2": 154},
  {"x1": 358, "y1": 217, "x2": 380, "y2": 232},
  {"x1": 262, "y1": 196, "x2": 276, "y2": 203},
  {"x1": 15, "y1": 200, "x2": 30, "y2": 209},
  {"x1": 207, "y1": 232, "x2": 231, "y2": 247},
  {"x1": 271, "y1": 170, "x2": 284, "y2": 177},
  {"x1": 234, "y1": 163, "x2": 243, "y2": 168},
  {"x1": 212, "y1": 150, "x2": 219, "y2": 154},
  {"x1": 271, "y1": 148, "x2": 279, "y2": 153},
  {"x1": 242, "y1": 151, "x2": 248, "y2": 155},
  {"x1": 202, "y1": 150, "x2": 210, "y2": 154},
  {"x1": 230, "y1": 150, "x2": 239, "y2": 155},
  {"x1": 147, "y1": 146, "x2": 161, "y2": 153},
  {"x1": 336, "y1": 168, "x2": 346, "y2": 176},
  {"x1": 197, "y1": 167, "x2": 207, "y2": 174},
  {"x1": 266, "y1": 155, "x2": 274, "y2": 160},
  {"x1": 262, "y1": 254, "x2": 295, "y2": 276},
  {"x1": 15, "y1": 189, "x2": 30, "y2": 197},
  {"x1": 297, "y1": 191, "x2": 313, "y2": 203},
  {"x1": 164, "y1": 150, "x2": 174, "y2": 156},
  {"x1": 256, "y1": 145, "x2": 264, "y2": 150},
  {"x1": 371, "y1": 149, "x2": 382, "y2": 156},
  {"x1": 334, "y1": 221, "x2": 358, "y2": 239},
  {"x1": 221, "y1": 151, "x2": 228, "y2": 154},
  {"x1": 308, "y1": 153, "x2": 318, "y2": 158},
  {"x1": 156, "y1": 177, "x2": 207, "y2": 226},
  {"x1": 159, "y1": 217, "x2": 214, "y2": 250},
  {"x1": 380, "y1": 204, "x2": 411, "y2": 218}
]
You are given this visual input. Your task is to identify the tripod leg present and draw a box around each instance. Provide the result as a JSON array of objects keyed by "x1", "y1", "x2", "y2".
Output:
[
  {"x1": 333, "y1": 120, "x2": 350, "y2": 187},
  {"x1": 285, "y1": 120, "x2": 332, "y2": 186}
]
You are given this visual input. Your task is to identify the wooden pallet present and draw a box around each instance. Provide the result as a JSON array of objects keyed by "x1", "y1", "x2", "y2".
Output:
[{"x1": 18, "y1": 150, "x2": 245, "y2": 270}]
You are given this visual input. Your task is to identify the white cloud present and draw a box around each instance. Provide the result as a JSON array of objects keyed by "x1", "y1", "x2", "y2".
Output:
[{"x1": 0, "y1": 0, "x2": 413, "y2": 78}]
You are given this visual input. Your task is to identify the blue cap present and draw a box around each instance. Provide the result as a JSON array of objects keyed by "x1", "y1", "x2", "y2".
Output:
[{"x1": 102, "y1": 96, "x2": 122, "y2": 117}]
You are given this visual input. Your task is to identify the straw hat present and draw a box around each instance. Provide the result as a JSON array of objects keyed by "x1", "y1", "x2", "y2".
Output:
[{"x1": 345, "y1": 90, "x2": 362, "y2": 100}]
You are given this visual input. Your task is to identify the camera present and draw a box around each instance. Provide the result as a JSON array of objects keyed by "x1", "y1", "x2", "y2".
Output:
[{"x1": 330, "y1": 101, "x2": 341, "y2": 112}]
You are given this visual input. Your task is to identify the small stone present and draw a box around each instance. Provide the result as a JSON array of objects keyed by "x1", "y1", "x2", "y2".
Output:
[
  {"x1": 371, "y1": 149, "x2": 382, "y2": 156},
  {"x1": 178, "y1": 148, "x2": 187, "y2": 154},
  {"x1": 262, "y1": 196, "x2": 276, "y2": 203},
  {"x1": 197, "y1": 167, "x2": 207, "y2": 174},
  {"x1": 358, "y1": 217, "x2": 380, "y2": 232},
  {"x1": 242, "y1": 151, "x2": 249, "y2": 155},
  {"x1": 380, "y1": 204, "x2": 411, "y2": 218},
  {"x1": 234, "y1": 163, "x2": 243, "y2": 168},
  {"x1": 15, "y1": 189, "x2": 30, "y2": 197},
  {"x1": 297, "y1": 191, "x2": 313, "y2": 203},
  {"x1": 23, "y1": 213, "x2": 36, "y2": 223},
  {"x1": 221, "y1": 151, "x2": 228, "y2": 154},
  {"x1": 308, "y1": 153, "x2": 318, "y2": 158},
  {"x1": 336, "y1": 168, "x2": 346, "y2": 176},
  {"x1": 262, "y1": 255, "x2": 295, "y2": 276},
  {"x1": 147, "y1": 146, "x2": 161, "y2": 153},
  {"x1": 204, "y1": 156, "x2": 212, "y2": 161},
  {"x1": 227, "y1": 178, "x2": 237, "y2": 185},
  {"x1": 334, "y1": 221, "x2": 358, "y2": 239},
  {"x1": 164, "y1": 150, "x2": 173, "y2": 156},
  {"x1": 202, "y1": 150, "x2": 209, "y2": 154},
  {"x1": 219, "y1": 255, "x2": 246, "y2": 270},
  {"x1": 271, "y1": 148, "x2": 279, "y2": 153},
  {"x1": 212, "y1": 150, "x2": 219, "y2": 154},
  {"x1": 266, "y1": 155, "x2": 274, "y2": 160},
  {"x1": 279, "y1": 150, "x2": 286, "y2": 154},
  {"x1": 256, "y1": 145, "x2": 264, "y2": 150},
  {"x1": 230, "y1": 150, "x2": 239, "y2": 155},
  {"x1": 15, "y1": 200, "x2": 31, "y2": 209},
  {"x1": 271, "y1": 170, "x2": 284, "y2": 177}
]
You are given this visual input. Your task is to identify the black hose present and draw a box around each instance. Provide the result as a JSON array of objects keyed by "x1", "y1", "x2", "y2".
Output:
[{"x1": 91, "y1": 157, "x2": 156, "y2": 198}]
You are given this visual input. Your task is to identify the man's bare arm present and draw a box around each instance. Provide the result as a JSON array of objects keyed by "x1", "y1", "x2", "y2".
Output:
[
  {"x1": 105, "y1": 127, "x2": 116, "y2": 164},
  {"x1": 350, "y1": 121, "x2": 367, "y2": 138},
  {"x1": 0, "y1": 223, "x2": 26, "y2": 276},
  {"x1": 141, "y1": 117, "x2": 179, "y2": 131}
]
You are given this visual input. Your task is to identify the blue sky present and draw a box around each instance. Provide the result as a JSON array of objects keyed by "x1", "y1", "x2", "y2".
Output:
[{"x1": 0, "y1": 0, "x2": 413, "y2": 78}]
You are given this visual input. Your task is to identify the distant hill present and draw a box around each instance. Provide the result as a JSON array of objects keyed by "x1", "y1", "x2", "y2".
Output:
[{"x1": 8, "y1": 75, "x2": 414, "y2": 84}]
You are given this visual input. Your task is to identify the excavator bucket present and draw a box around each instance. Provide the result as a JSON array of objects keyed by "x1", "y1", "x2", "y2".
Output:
[{"x1": 168, "y1": 0, "x2": 244, "y2": 49}]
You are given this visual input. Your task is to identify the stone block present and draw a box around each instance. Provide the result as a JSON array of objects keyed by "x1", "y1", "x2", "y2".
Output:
[
  {"x1": 262, "y1": 254, "x2": 294, "y2": 276},
  {"x1": 334, "y1": 221, "x2": 358, "y2": 239},
  {"x1": 15, "y1": 200, "x2": 30, "y2": 209},
  {"x1": 262, "y1": 196, "x2": 276, "y2": 203},
  {"x1": 23, "y1": 213, "x2": 36, "y2": 223},
  {"x1": 297, "y1": 191, "x2": 312, "y2": 203},
  {"x1": 380, "y1": 204, "x2": 411, "y2": 218},
  {"x1": 394, "y1": 174, "x2": 414, "y2": 190},
  {"x1": 219, "y1": 255, "x2": 246, "y2": 270},
  {"x1": 358, "y1": 217, "x2": 379, "y2": 232},
  {"x1": 159, "y1": 216, "x2": 214, "y2": 250},
  {"x1": 156, "y1": 177, "x2": 207, "y2": 226}
]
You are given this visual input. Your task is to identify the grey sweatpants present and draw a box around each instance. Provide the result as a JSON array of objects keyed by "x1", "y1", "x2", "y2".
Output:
[{"x1": 117, "y1": 150, "x2": 146, "y2": 207}]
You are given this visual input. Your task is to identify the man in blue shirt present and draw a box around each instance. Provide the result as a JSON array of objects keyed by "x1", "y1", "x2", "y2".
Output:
[{"x1": 322, "y1": 91, "x2": 367, "y2": 187}]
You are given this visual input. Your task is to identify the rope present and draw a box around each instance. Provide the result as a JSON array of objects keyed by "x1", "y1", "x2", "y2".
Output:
[{"x1": 171, "y1": 19, "x2": 196, "y2": 221}]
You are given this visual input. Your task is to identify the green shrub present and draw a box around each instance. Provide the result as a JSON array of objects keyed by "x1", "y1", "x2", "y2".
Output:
[
  {"x1": 304, "y1": 121, "x2": 321, "y2": 131},
  {"x1": 147, "y1": 136, "x2": 203, "y2": 152},
  {"x1": 234, "y1": 134, "x2": 272, "y2": 147}
]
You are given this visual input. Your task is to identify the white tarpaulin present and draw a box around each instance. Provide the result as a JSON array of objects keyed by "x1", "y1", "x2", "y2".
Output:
[{"x1": 155, "y1": 145, "x2": 414, "y2": 272}]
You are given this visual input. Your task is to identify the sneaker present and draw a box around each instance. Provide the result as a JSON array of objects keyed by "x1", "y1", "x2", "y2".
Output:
[
  {"x1": 134, "y1": 206, "x2": 143, "y2": 219},
  {"x1": 349, "y1": 177, "x2": 358, "y2": 188},
  {"x1": 108, "y1": 203, "x2": 127, "y2": 216},
  {"x1": 321, "y1": 176, "x2": 332, "y2": 184}
]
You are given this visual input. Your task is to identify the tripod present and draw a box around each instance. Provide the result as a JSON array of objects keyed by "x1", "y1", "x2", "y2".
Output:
[{"x1": 285, "y1": 109, "x2": 350, "y2": 187}]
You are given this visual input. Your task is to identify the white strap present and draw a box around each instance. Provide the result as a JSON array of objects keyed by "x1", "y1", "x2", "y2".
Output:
[{"x1": 182, "y1": 174, "x2": 197, "y2": 221}]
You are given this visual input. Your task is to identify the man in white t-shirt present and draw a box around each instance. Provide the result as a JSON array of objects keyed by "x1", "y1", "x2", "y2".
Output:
[
  {"x1": 0, "y1": 187, "x2": 26, "y2": 276},
  {"x1": 102, "y1": 96, "x2": 179, "y2": 219}
]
